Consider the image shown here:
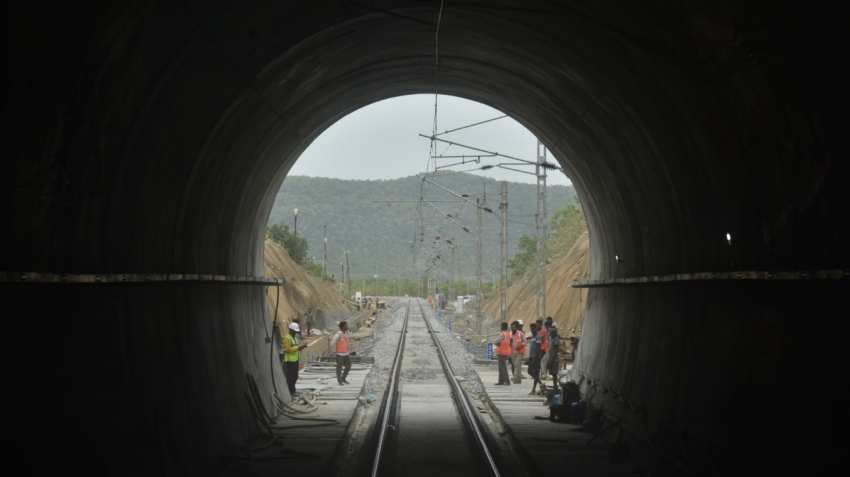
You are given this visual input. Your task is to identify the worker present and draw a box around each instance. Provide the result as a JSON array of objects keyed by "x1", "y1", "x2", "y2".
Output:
[
  {"x1": 511, "y1": 320, "x2": 526, "y2": 384},
  {"x1": 495, "y1": 322, "x2": 513, "y2": 385},
  {"x1": 537, "y1": 318, "x2": 550, "y2": 379},
  {"x1": 330, "y1": 320, "x2": 353, "y2": 385},
  {"x1": 281, "y1": 322, "x2": 308, "y2": 397},
  {"x1": 569, "y1": 335, "x2": 580, "y2": 362},
  {"x1": 528, "y1": 323, "x2": 544, "y2": 395},
  {"x1": 547, "y1": 320, "x2": 561, "y2": 387}
]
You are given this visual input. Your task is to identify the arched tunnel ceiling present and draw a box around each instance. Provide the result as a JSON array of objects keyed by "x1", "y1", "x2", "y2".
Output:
[
  {"x1": 6, "y1": 2, "x2": 846, "y2": 476},
  {"x1": 9, "y1": 1, "x2": 844, "y2": 278}
]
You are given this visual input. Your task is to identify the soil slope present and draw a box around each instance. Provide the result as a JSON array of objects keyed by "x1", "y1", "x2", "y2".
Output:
[
  {"x1": 264, "y1": 239, "x2": 349, "y2": 331},
  {"x1": 482, "y1": 232, "x2": 589, "y2": 336}
]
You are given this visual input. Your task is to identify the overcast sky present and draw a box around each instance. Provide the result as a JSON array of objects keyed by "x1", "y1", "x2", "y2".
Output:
[{"x1": 288, "y1": 94, "x2": 572, "y2": 186}]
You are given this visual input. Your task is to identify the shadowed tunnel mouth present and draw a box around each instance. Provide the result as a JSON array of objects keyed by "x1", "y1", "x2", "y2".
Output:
[{"x1": 7, "y1": 3, "x2": 844, "y2": 476}]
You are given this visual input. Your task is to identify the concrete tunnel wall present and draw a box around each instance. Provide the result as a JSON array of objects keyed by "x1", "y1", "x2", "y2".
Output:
[{"x1": 6, "y1": 1, "x2": 846, "y2": 475}]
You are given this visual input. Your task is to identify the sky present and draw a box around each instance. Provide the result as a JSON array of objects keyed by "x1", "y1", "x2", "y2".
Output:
[{"x1": 288, "y1": 94, "x2": 572, "y2": 186}]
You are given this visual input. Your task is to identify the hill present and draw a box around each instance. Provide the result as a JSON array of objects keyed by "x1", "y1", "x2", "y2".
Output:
[
  {"x1": 481, "y1": 232, "x2": 589, "y2": 336},
  {"x1": 480, "y1": 201, "x2": 589, "y2": 343},
  {"x1": 264, "y1": 239, "x2": 350, "y2": 331},
  {"x1": 268, "y1": 172, "x2": 577, "y2": 280}
]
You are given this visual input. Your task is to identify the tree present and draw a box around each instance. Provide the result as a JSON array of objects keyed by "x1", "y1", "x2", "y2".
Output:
[
  {"x1": 506, "y1": 203, "x2": 587, "y2": 281},
  {"x1": 547, "y1": 203, "x2": 586, "y2": 260},
  {"x1": 508, "y1": 234, "x2": 537, "y2": 277},
  {"x1": 267, "y1": 223, "x2": 308, "y2": 264}
]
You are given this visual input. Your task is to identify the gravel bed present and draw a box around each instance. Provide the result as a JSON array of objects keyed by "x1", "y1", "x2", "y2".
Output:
[
  {"x1": 418, "y1": 299, "x2": 487, "y2": 397},
  {"x1": 359, "y1": 298, "x2": 408, "y2": 398}
]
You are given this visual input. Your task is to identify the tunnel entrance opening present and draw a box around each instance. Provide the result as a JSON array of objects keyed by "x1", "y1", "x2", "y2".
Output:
[
  {"x1": 262, "y1": 92, "x2": 580, "y2": 307},
  {"x1": 8, "y1": 3, "x2": 845, "y2": 476}
]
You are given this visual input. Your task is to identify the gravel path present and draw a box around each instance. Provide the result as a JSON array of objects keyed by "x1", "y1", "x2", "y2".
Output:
[
  {"x1": 357, "y1": 298, "x2": 409, "y2": 398},
  {"x1": 417, "y1": 299, "x2": 486, "y2": 397}
]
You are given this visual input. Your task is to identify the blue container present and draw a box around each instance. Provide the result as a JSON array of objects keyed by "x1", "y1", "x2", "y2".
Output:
[{"x1": 486, "y1": 343, "x2": 494, "y2": 359}]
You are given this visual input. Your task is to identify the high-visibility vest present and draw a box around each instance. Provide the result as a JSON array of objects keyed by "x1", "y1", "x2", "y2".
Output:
[
  {"x1": 283, "y1": 334, "x2": 300, "y2": 362},
  {"x1": 513, "y1": 331, "x2": 526, "y2": 354},
  {"x1": 335, "y1": 332, "x2": 350, "y2": 354},
  {"x1": 539, "y1": 327, "x2": 550, "y2": 352},
  {"x1": 496, "y1": 331, "x2": 513, "y2": 356}
]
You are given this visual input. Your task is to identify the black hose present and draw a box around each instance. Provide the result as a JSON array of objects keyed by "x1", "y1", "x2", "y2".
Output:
[{"x1": 269, "y1": 285, "x2": 282, "y2": 398}]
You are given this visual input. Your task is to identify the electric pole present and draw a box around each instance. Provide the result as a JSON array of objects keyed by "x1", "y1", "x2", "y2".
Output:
[
  {"x1": 449, "y1": 241, "x2": 456, "y2": 305},
  {"x1": 345, "y1": 250, "x2": 351, "y2": 299},
  {"x1": 499, "y1": 182, "x2": 508, "y2": 324},
  {"x1": 417, "y1": 178, "x2": 425, "y2": 298},
  {"x1": 476, "y1": 196, "x2": 484, "y2": 333},
  {"x1": 322, "y1": 224, "x2": 328, "y2": 278},
  {"x1": 536, "y1": 140, "x2": 548, "y2": 321},
  {"x1": 339, "y1": 262, "x2": 345, "y2": 294},
  {"x1": 373, "y1": 264, "x2": 378, "y2": 298}
]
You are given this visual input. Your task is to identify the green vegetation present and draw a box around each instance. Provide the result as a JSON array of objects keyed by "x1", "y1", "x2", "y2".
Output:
[
  {"x1": 267, "y1": 224, "x2": 308, "y2": 264},
  {"x1": 269, "y1": 172, "x2": 577, "y2": 280},
  {"x1": 267, "y1": 223, "x2": 329, "y2": 279},
  {"x1": 506, "y1": 202, "x2": 586, "y2": 280},
  {"x1": 546, "y1": 203, "x2": 587, "y2": 261},
  {"x1": 508, "y1": 234, "x2": 539, "y2": 277}
]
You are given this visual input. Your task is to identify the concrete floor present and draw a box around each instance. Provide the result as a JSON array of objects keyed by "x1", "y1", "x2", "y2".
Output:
[
  {"x1": 219, "y1": 360, "x2": 372, "y2": 476},
  {"x1": 475, "y1": 365, "x2": 646, "y2": 476}
]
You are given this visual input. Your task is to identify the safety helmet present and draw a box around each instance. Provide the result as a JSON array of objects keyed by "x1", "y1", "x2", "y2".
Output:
[{"x1": 288, "y1": 322, "x2": 301, "y2": 332}]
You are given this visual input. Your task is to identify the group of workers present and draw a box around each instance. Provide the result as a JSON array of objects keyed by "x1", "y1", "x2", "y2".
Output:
[
  {"x1": 495, "y1": 316, "x2": 562, "y2": 395},
  {"x1": 280, "y1": 310, "x2": 570, "y2": 399},
  {"x1": 277, "y1": 318, "x2": 356, "y2": 397}
]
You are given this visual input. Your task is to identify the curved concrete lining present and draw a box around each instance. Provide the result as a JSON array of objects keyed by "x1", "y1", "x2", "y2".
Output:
[{"x1": 7, "y1": 2, "x2": 845, "y2": 475}]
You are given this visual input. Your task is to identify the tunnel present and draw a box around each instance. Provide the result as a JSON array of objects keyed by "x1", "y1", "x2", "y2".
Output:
[{"x1": 6, "y1": 1, "x2": 846, "y2": 475}]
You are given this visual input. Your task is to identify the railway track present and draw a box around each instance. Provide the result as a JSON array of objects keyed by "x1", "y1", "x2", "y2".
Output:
[{"x1": 367, "y1": 298, "x2": 502, "y2": 477}]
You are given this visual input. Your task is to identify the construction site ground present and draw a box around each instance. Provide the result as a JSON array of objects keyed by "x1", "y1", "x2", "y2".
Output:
[{"x1": 473, "y1": 364, "x2": 650, "y2": 476}]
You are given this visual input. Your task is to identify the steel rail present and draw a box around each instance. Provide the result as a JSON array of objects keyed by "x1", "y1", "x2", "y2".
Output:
[
  {"x1": 370, "y1": 299, "x2": 410, "y2": 477},
  {"x1": 417, "y1": 300, "x2": 502, "y2": 477}
]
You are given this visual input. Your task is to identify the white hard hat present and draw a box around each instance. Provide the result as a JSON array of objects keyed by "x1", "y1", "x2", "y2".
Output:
[
  {"x1": 288, "y1": 322, "x2": 301, "y2": 332},
  {"x1": 517, "y1": 319, "x2": 524, "y2": 325}
]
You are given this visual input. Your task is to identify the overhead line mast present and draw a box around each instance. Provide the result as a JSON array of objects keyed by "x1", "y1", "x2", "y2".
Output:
[{"x1": 536, "y1": 140, "x2": 548, "y2": 321}]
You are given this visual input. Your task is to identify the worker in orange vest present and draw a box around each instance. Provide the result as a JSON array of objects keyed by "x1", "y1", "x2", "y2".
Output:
[
  {"x1": 537, "y1": 318, "x2": 550, "y2": 379},
  {"x1": 495, "y1": 322, "x2": 513, "y2": 385},
  {"x1": 330, "y1": 320, "x2": 353, "y2": 385},
  {"x1": 511, "y1": 320, "x2": 526, "y2": 384}
]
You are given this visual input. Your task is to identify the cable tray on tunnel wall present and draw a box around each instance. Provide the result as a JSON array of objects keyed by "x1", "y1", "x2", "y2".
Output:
[
  {"x1": 572, "y1": 269, "x2": 849, "y2": 287},
  {"x1": 0, "y1": 271, "x2": 286, "y2": 285}
]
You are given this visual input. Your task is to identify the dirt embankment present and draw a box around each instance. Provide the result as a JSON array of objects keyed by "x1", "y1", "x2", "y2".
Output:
[
  {"x1": 482, "y1": 232, "x2": 589, "y2": 336},
  {"x1": 264, "y1": 239, "x2": 350, "y2": 332}
]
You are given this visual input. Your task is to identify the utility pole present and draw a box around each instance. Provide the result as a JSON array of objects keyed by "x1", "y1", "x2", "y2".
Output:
[
  {"x1": 345, "y1": 251, "x2": 351, "y2": 299},
  {"x1": 536, "y1": 140, "x2": 548, "y2": 320},
  {"x1": 449, "y1": 242, "x2": 456, "y2": 304},
  {"x1": 322, "y1": 224, "x2": 328, "y2": 278},
  {"x1": 499, "y1": 182, "x2": 508, "y2": 324},
  {"x1": 373, "y1": 264, "x2": 378, "y2": 298},
  {"x1": 417, "y1": 178, "x2": 425, "y2": 298},
  {"x1": 475, "y1": 197, "x2": 484, "y2": 332},
  {"x1": 339, "y1": 262, "x2": 345, "y2": 294}
]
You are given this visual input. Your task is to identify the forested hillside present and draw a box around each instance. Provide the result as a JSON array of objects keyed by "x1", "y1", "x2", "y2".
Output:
[
  {"x1": 482, "y1": 206, "x2": 589, "y2": 336},
  {"x1": 268, "y1": 172, "x2": 577, "y2": 279}
]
